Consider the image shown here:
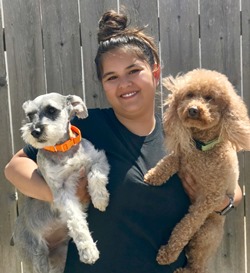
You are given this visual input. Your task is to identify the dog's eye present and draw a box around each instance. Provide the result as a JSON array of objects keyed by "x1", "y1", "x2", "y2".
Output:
[
  {"x1": 44, "y1": 106, "x2": 60, "y2": 120},
  {"x1": 46, "y1": 106, "x2": 57, "y2": 115},
  {"x1": 204, "y1": 95, "x2": 213, "y2": 101},
  {"x1": 186, "y1": 92, "x2": 194, "y2": 98},
  {"x1": 27, "y1": 112, "x2": 35, "y2": 121}
]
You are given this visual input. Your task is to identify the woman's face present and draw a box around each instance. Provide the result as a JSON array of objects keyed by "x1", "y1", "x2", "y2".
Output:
[{"x1": 101, "y1": 48, "x2": 159, "y2": 119}]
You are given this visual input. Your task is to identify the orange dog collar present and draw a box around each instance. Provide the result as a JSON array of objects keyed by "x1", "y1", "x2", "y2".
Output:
[{"x1": 43, "y1": 125, "x2": 81, "y2": 152}]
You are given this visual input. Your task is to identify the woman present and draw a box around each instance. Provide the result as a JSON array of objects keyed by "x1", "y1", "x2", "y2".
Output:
[{"x1": 5, "y1": 10, "x2": 242, "y2": 273}]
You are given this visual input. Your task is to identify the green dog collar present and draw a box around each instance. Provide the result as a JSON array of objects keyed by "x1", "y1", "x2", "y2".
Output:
[{"x1": 194, "y1": 138, "x2": 221, "y2": 151}]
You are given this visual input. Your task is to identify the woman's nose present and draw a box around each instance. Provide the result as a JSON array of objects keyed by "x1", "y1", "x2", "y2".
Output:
[{"x1": 118, "y1": 76, "x2": 132, "y2": 89}]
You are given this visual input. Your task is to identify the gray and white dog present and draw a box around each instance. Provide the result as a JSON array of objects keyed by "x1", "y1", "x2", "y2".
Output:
[{"x1": 13, "y1": 92, "x2": 110, "y2": 273}]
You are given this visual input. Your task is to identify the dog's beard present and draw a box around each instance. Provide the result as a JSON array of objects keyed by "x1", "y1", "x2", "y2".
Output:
[{"x1": 21, "y1": 123, "x2": 68, "y2": 149}]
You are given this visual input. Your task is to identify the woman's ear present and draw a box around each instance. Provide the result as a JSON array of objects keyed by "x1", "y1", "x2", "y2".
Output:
[{"x1": 153, "y1": 64, "x2": 161, "y2": 84}]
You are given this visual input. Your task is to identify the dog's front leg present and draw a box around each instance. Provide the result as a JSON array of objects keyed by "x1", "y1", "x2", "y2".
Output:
[
  {"x1": 86, "y1": 149, "x2": 110, "y2": 212},
  {"x1": 55, "y1": 193, "x2": 99, "y2": 264},
  {"x1": 156, "y1": 194, "x2": 223, "y2": 265},
  {"x1": 32, "y1": 243, "x2": 50, "y2": 273},
  {"x1": 144, "y1": 153, "x2": 179, "y2": 185}
]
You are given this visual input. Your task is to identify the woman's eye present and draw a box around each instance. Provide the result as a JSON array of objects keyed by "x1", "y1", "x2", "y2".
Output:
[
  {"x1": 106, "y1": 75, "x2": 117, "y2": 81},
  {"x1": 129, "y1": 69, "x2": 140, "y2": 74}
]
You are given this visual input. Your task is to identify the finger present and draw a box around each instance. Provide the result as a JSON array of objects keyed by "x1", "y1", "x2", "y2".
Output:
[
  {"x1": 79, "y1": 168, "x2": 86, "y2": 179},
  {"x1": 180, "y1": 174, "x2": 196, "y2": 202},
  {"x1": 181, "y1": 176, "x2": 192, "y2": 192},
  {"x1": 76, "y1": 176, "x2": 90, "y2": 203}
]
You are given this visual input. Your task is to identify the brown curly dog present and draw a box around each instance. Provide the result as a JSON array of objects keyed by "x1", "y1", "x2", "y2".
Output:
[{"x1": 144, "y1": 69, "x2": 250, "y2": 273}]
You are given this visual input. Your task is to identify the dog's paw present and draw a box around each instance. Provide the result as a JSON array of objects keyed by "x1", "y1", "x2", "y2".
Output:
[
  {"x1": 156, "y1": 245, "x2": 179, "y2": 265},
  {"x1": 92, "y1": 190, "x2": 109, "y2": 212},
  {"x1": 144, "y1": 170, "x2": 166, "y2": 186},
  {"x1": 78, "y1": 241, "x2": 100, "y2": 264}
]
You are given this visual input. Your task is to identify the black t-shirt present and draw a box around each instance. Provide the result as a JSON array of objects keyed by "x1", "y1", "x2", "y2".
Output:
[{"x1": 24, "y1": 108, "x2": 190, "y2": 273}]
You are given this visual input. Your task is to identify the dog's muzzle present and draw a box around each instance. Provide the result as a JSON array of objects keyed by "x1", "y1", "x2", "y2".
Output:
[
  {"x1": 188, "y1": 106, "x2": 199, "y2": 118},
  {"x1": 31, "y1": 125, "x2": 44, "y2": 138}
]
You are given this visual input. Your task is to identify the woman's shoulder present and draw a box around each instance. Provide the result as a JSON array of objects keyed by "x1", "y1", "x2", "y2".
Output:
[
  {"x1": 71, "y1": 108, "x2": 112, "y2": 128},
  {"x1": 72, "y1": 108, "x2": 114, "y2": 123},
  {"x1": 88, "y1": 108, "x2": 114, "y2": 119},
  {"x1": 155, "y1": 112, "x2": 162, "y2": 123},
  {"x1": 71, "y1": 108, "x2": 117, "y2": 143}
]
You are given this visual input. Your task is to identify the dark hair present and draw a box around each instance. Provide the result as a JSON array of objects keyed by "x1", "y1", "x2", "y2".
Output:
[{"x1": 95, "y1": 10, "x2": 160, "y2": 81}]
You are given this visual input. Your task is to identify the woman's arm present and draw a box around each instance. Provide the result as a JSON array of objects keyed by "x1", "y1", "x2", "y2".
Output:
[
  {"x1": 4, "y1": 149, "x2": 90, "y2": 203},
  {"x1": 4, "y1": 149, "x2": 53, "y2": 202}
]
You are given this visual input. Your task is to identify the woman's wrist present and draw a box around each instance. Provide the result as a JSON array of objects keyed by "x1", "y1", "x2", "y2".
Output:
[
  {"x1": 215, "y1": 195, "x2": 234, "y2": 216},
  {"x1": 215, "y1": 184, "x2": 242, "y2": 215},
  {"x1": 215, "y1": 195, "x2": 233, "y2": 212}
]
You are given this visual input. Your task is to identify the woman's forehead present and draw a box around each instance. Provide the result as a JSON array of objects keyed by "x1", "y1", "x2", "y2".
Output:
[{"x1": 102, "y1": 48, "x2": 149, "y2": 68}]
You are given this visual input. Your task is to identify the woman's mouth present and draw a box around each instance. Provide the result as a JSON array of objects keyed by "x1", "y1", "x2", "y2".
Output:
[{"x1": 120, "y1": 91, "x2": 138, "y2": 98}]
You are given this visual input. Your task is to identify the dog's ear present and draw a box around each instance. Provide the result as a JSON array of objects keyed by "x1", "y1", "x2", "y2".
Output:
[
  {"x1": 162, "y1": 75, "x2": 193, "y2": 154},
  {"x1": 162, "y1": 76, "x2": 176, "y2": 94},
  {"x1": 66, "y1": 95, "x2": 88, "y2": 120},
  {"x1": 163, "y1": 99, "x2": 193, "y2": 154},
  {"x1": 220, "y1": 94, "x2": 250, "y2": 151},
  {"x1": 22, "y1": 100, "x2": 31, "y2": 112}
]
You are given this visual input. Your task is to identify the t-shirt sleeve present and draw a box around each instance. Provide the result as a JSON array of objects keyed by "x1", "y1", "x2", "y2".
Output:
[{"x1": 23, "y1": 144, "x2": 38, "y2": 162}]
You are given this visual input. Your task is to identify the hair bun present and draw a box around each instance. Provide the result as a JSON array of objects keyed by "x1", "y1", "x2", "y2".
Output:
[{"x1": 98, "y1": 10, "x2": 128, "y2": 43}]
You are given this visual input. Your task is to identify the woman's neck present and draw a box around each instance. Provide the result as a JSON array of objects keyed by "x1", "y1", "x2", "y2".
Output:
[{"x1": 115, "y1": 111, "x2": 156, "y2": 136}]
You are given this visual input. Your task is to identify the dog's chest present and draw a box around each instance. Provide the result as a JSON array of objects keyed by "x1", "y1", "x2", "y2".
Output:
[
  {"x1": 37, "y1": 142, "x2": 92, "y2": 188},
  {"x1": 179, "y1": 146, "x2": 239, "y2": 190}
]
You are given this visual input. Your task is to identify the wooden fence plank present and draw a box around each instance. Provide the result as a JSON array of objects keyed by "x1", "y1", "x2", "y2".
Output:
[
  {"x1": 200, "y1": 1, "x2": 245, "y2": 273},
  {"x1": 158, "y1": 0, "x2": 199, "y2": 115},
  {"x1": 2, "y1": 0, "x2": 45, "y2": 153},
  {"x1": 159, "y1": 0, "x2": 200, "y2": 77},
  {"x1": 200, "y1": 0, "x2": 241, "y2": 89},
  {"x1": 119, "y1": 0, "x2": 158, "y2": 36},
  {"x1": 242, "y1": 0, "x2": 250, "y2": 272},
  {"x1": 41, "y1": 0, "x2": 83, "y2": 97},
  {"x1": 0, "y1": 4, "x2": 21, "y2": 273},
  {"x1": 79, "y1": 0, "x2": 118, "y2": 108},
  {"x1": 2, "y1": 1, "x2": 46, "y2": 272}
]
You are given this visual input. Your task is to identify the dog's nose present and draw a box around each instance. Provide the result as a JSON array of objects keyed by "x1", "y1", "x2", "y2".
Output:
[
  {"x1": 31, "y1": 127, "x2": 44, "y2": 138},
  {"x1": 188, "y1": 106, "x2": 199, "y2": 118}
]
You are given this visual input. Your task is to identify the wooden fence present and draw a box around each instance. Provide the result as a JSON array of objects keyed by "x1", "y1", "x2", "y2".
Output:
[{"x1": 0, "y1": 0, "x2": 249, "y2": 272}]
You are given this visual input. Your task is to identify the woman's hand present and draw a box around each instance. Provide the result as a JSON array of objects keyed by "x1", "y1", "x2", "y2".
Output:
[
  {"x1": 180, "y1": 173, "x2": 197, "y2": 203},
  {"x1": 180, "y1": 173, "x2": 243, "y2": 210},
  {"x1": 76, "y1": 171, "x2": 90, "y2": 204}
]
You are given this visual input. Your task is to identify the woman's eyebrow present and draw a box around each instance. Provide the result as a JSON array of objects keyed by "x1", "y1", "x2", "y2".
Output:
[
  {"x1": 102, "y1": 71, "x2": 115, "y2": 79},
  {"x1": 102, "y1": 64, "x2": 142, "y2": 79}
]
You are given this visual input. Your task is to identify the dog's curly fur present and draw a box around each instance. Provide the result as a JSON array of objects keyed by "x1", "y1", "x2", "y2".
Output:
[{"x1": 144, "y1": 69, "x2": 250, "y2": 273}]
